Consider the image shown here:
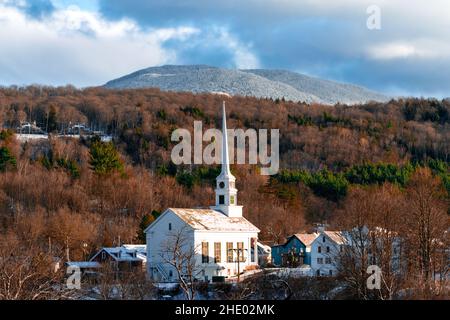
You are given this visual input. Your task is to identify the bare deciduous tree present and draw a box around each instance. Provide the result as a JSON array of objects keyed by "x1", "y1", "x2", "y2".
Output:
[{"x1": 159, "y1": 226, "x2": 201, "y2": 300}]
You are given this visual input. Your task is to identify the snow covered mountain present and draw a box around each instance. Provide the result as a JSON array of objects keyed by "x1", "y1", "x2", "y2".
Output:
[{"x1": 104, "y1": 65, "x2": 389, "y2": 105}]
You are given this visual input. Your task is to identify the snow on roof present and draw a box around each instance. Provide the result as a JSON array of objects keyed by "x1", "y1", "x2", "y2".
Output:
[
  {"x1": 105, "y1": 248, "x2": 144, "y2": 262},
  {"x1": 257, "y1": 242, "x2": 272, "y2": 252},
  {"x1": 168, "y1": 208, "x2": 260, "y2": 233},
  {"x1": 90, "y1": 246, "x2": 147, "y2": 263},
  {"x1": 294, "y1": 233, "x2": 319, "y2": 247},
  {"x1": 122, "y1": 244, "x2": 146, "y2": 252},
  {"x1": 66, "y1": 261, "x2": 101, "y2": 268},
  {"x1": 324, "y1": 231, "x2": 346, "y2": 245}
]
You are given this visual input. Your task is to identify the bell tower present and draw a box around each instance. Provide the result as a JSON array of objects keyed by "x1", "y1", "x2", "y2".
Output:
[{"x1": 212, "y1": 101, "x2": 243, "y2": 217}]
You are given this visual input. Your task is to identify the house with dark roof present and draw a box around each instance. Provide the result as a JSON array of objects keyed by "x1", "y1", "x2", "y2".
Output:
[{"x1": 89, "y1": 245, "x2": 147, "y2": 271}]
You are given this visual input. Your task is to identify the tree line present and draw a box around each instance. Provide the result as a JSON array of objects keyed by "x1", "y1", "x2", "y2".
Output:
[{"x1": 0, "y1": 86, "x2": 448, "y2": 299}]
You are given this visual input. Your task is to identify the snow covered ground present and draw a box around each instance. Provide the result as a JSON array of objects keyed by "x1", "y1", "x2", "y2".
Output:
[
  {"x1": 16, "y1": 134, "x2": 113, "y2": 142},
  {"x1": 104, "y1": 65, "x2": 389, "y2": 105}
]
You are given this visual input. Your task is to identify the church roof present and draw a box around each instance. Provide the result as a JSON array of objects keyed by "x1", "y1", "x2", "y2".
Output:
[{"x1": 167, "y1": 208, "x2": 260, "y2": 233}]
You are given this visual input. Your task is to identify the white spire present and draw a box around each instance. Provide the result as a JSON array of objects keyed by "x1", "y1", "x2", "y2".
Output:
[
  {"x1": 212, "y1": 101, "x2": 242, "y2": 217},
  {"x1": 221, "y1": 101, "x2": 232, "y2": 177}
]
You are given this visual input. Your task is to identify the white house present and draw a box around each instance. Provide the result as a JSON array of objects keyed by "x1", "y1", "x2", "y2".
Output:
[
  {"x1": 310, "y1": 231, "x2": 345, "y2": 276},
  {"x1": 145, "y1": 103, "x2": 260, "y2": 283}
]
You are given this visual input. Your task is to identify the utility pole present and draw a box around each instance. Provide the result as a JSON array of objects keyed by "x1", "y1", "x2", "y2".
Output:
[
  {"x1": 46, "y1": 110, "x2": 49, "y2": 134},
  {"x1": 66, "y1": 236, "x2": 70, "y2": 262},
  {"x1": 229, "y1": 247, "x2": 247, "y2": 282}
]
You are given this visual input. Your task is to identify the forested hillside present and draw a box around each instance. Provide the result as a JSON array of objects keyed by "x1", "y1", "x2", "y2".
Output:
[{"x1": 0, "y1": 86, "x2": 448, "y2": 260}]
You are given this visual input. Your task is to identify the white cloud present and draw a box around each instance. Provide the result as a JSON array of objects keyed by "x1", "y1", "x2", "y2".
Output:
[
  {"x1": 0, "y1": 3, "x2": 260, "y2": 86},
  {"x1": 368, "y1": 43, "x2": 418, "y2": 60},
  {"x1": 209, "y1": 27, "x2": 260, "y2": 69},
  {"x1": 367, "y1": 40, "x2": 450, "y2": 60},
  {"x1": 0, "y1": 4, "x2": 199, "y2": 86}
]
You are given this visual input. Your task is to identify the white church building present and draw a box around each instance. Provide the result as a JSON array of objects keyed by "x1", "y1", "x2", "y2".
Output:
[{"x1": 145, "y1": 103, "x2": 260, "y2": 283}]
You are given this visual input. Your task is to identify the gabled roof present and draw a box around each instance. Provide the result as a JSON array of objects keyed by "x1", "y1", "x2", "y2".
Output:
[
  {"x1": 90, "y1": 246, "x2": 147, "y2": 263},
  {"x1": 148, "y1": 208, "x2": 260, "y2": 233},
  {"x1": 294, "y1": 233, "x2": 320, "y2": 247},
  {"x1": 323, "y1": 231, "x2": 346, "y2": 245},
  {"x1": 277, "y1": 231, "x2": 346, "y2": 248}
]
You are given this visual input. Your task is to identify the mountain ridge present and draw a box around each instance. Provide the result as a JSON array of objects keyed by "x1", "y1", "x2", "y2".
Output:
[{"x1": 104, "y1": 65, "x2": 389, "y2": 105}]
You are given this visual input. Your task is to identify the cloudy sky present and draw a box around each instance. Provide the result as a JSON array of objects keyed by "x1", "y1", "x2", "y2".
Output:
[{"x1": 0, "y1": 0, "x2": 449, "y2": 97}]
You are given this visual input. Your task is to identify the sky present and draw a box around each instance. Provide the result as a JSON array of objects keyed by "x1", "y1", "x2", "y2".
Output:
[{"x1": 0, "y1": 0, "x2": 449, "y2": 98}]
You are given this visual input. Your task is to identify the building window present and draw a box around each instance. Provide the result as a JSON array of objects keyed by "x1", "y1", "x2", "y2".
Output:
[
  {"x1": 340, "y1": 245, "x2": 343, "y2": 253},
  {"x1": 325, "y1": 257, "x2": 332, "y2": 264},
  {"x1": 326, "y1": 246, "x2": 330, "y2": 253},
  {"x1": 237, "y1": 242, "x2": 245, "y2": 262},
  {"x1": 219, "y1": 195, "x2": 225, "y2": 205},
  {"x1": 168, "y1": 223, "x2": 172, "y2": 231},
  {"x1": 219, "y1": 181, "x2": 225, "y2": 189},
  {"x1": 323, "y1": 236, "x2": 326, "y2": 243},
  {"x1": 251, "y1": 238, "x2": 257, "y2": 263},
  {"x1": 329, "y1": 270, "x2": 333, "y2": 276},
  {"x1": 318, "y1": 246, "x2": 322, "y2": 253},
  {"x1": 101, "y1": 251, "x2": 106, "y2": 260},
  {"x1": 317, "y1": 258, "x2": 323, "y2": 264},
  {"x1": 214, "y1": 242, "x2": 221, "y2": 263},
  {"x1": 227, "y1": 242, "x2": 233, "y2": 262},
  {"x1": 202, "y1": 242, "x2": 209, "y2": 263},
  {"x1": 169, "y1": 270, "x2": 173, "y2": 278},
  {"x1": 230, "y1": 196, "x2": 235, "y2": 205}
]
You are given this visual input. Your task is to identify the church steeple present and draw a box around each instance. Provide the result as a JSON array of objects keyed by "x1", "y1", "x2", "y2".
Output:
[
  {"x1": 212, "y1": 101, "x2": 242, "y2": 217},
  {"x1": 220, "y1": 101, "x2": 233, "y2": 179}
]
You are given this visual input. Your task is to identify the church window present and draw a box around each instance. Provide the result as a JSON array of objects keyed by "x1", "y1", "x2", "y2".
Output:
[
  {"x1": 214, "y1": 242, "x2": 221, "y2": 263},
  {"x1": 323, "y1": 236, "x2": 326, "y2": 243},
  {"x1": 326, "y1": 246, "x2": 330, "y2": 253},
  {"x1": 318, "y1": 246, "x2": 322, "y2": 253},
  {"x1": 168, "y1": 223, "x2": 172, "y2": 231},
  {"x1": 227, "y1": 242, "x2": 233, "y2": 262},
  {"x1": 237, "y1": 242, "x2": 245, "y2": 262},
  {"x1": 219, "y1": 182, "x2": 225, "y2": 189},
  {"x1": 202, "y1": 242, "x2": 209, "y2": 263},
  {"x1": 230, "y1": 196, "x2": 235, "y2": 205},
  {"x1": 219, "y1": 195, "x2": 225, "y2": 205}
]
